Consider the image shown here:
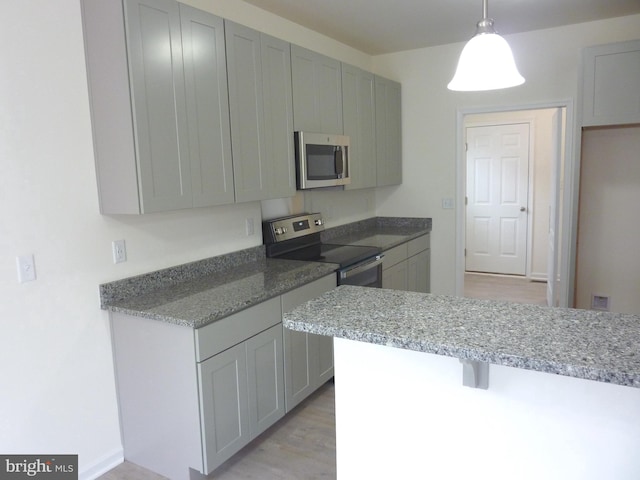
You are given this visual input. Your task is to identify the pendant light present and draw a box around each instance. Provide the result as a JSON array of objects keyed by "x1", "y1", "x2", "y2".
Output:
[{"x1": 448, "y1": 0, "x2": 524, "y2": 91}]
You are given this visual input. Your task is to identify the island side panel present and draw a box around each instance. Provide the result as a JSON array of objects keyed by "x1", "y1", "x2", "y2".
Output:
[{"x1": 333, "y1": 338, "x2": 640, "y2": 480}]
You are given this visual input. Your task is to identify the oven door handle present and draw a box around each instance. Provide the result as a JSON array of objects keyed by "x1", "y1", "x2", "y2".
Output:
[{"x1": 340, "y1": 254, "x2": 384, "y2": 280}]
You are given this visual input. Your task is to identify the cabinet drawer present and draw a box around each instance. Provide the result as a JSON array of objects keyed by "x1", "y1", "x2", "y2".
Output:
[
  {"x1": 195, "y1": 297, "x2": 281, "y2": 362},
  {"x1": 408, "y1": 234, "x2": 430, "y2": 257},
  {"x1": 382, "y1": 244, "x2": 408, "y2": 269}
]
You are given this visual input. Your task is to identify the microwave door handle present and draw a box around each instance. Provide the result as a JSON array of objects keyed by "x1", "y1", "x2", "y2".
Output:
[{"x1": 334, "y1": 147, "x2": 344, "y2": 176}]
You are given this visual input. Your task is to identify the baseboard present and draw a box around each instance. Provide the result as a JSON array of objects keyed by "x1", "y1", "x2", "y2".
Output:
[
  {"x1": 79, "y1": 447, "x2": 124, "y2": 480},
  {"x1": 529, "y1": 272, "x2": 548, "y2": 282}
]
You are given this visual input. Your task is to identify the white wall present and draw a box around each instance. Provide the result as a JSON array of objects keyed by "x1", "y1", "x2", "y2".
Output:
[
  {"x1": 0, "y1": 1, "x2": 370, "y2": 478},
  {"x1": 372, "y1": 14, "x2": 640, "y2": 295},
  {"x1": 576, "y1": 126, "x2": 640, "y2": 314}
]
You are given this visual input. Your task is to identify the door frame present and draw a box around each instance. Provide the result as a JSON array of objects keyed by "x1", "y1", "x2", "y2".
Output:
[
  {"x1": 464, "y1": 119, "x2": 535, "y2": 277},
  {"x1": 455, "y1": 100, "x2": 578, "y2": 308}
]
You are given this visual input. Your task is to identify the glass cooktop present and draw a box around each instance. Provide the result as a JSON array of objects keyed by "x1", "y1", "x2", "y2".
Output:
[{"x1": 275, "y1": 243, "x2": 380, "y2": 269}]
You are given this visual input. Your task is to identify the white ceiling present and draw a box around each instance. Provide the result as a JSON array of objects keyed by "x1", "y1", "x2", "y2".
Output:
[{"x1": 242, "y1": 0, "x2": 640, "y2": 55}]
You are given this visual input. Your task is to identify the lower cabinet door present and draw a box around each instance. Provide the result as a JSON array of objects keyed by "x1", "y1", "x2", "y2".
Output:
[
  {"x1": 317, "y1": 334, "x2": 334, "y2": 385},
  {"x1": 246, "y1": 324, "x2": 285, "y2": 438},
  {"x1": 282, "y1": 328, "x2": 314, "y2": 411},
  {"x1": 407, "y1": 249, "x2": 430, "y2": 293},
  {"x1": 282, "y1": 274, "x2": 336, "y2": 412},
  {"x1": 382, "y1": 260, "x2": 408, "y2": 290},
  {"x1": 198, "y1": 343, "x2": 249, "y2": 474}
]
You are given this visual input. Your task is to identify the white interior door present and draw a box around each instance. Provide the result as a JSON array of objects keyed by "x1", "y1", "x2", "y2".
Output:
[
  {"x1": 547, "y1": 109, "x2": 563, "y2": 306},
  {"x1": 466, "y1": 123, "x2": 530, "y2": 275}
]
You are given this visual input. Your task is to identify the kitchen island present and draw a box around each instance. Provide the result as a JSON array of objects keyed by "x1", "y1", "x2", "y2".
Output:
[{"x1": 283, "y1": 286, "x2": 640, "y2": 480}]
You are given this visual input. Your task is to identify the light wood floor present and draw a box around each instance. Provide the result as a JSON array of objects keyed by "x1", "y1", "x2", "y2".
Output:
[
  {"x1": 464, "y1": 272, "x2": 547, "y2": 305},
  {"x1": 98, "y1": 381, "x2": 336, "y2": 480},
  {"x1": 99, "y1": 274, "x2": 544, "y2": 480}
]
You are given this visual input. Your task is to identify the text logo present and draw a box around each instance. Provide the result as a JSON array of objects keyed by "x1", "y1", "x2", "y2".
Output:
[{"x1": 0, "y1": 455, "x2": 77, "y2": 479}]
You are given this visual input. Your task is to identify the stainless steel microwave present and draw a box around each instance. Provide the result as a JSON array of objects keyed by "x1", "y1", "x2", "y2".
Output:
[{"x1": 295, "y1": 131, "x2": 350, "y2": 189}]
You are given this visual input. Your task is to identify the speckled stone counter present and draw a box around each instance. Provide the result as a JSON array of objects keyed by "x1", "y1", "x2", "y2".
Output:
[
  {"x1": 283, "y1": 285, "x2": 640, "y2": 388},
  {"x1": 321, "y1": 216, "x2": 431, "y2": 250},
  {"x1": 100, "y1": 245, "x2": 337, "y2": 328}
]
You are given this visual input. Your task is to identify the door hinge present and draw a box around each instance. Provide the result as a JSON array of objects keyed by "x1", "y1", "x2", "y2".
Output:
[
  {"x1": 465, "y1": 196, "x2": 468, "y2": 206},
  {"x1": 464, "y1": 248, "x2": 467, "y2": 257}
]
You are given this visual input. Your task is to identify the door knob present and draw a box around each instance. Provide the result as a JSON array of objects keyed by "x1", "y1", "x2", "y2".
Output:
[{"x1": 520, "y1": 206, "x2": 526, "y2": 212}]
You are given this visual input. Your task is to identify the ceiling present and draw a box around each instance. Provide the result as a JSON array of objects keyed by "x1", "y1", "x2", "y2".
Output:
[{"x1": 242, "y1": 0, "x2": 640, "y2": 55}]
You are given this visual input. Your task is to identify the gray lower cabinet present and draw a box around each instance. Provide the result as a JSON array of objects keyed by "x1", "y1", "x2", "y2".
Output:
[
  {"x1": 225, "y1": 21, "x2": 296, "y2": 202},
  {"x1": 82, "y1": 0, "x2": 233, "y2": 214},
  {"x1": 198, "y1": 323, "x2": 284, "y2": 473},
  {"x1": 110, "y1": 296, "x2": 284, "y2": 480},
  {"x1": 342, "y1": 64, "x2": 377, "y2": 190},
  {"x1": 382, "y1": 234, "x2": 430, "y2": 293},
  {"x1": 281, "y1": 275, "x2": 336, "y2": 411},
  {"x1": 383, "y1": 258, "x2": 409, "y2": 291},
  {"x1": 110, "y1": 276, "x2": 336, "y2": 480},
  {"x1": 291, "y1": 45, "x2": 343, "y2": 133},
  {"x1": 407, "y1": 248, "x2": 430, "y2": 293},
  {"x1": 375, "y1": 75, "x2": 402, "y2": 187}
]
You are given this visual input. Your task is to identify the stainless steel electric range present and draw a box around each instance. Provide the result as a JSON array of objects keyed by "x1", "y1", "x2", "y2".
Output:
[{"x1": 263, "y1": 213, "x2": 384, "y2": 288}]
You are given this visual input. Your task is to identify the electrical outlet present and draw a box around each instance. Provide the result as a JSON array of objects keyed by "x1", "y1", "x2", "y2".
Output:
[
  {"x1": 245, "y1": 218, "x2": 255, "y2": 236},
  {"x1": 112, "y1": 239, "x2": 127, "y2": 264},
  {"x1": 16, "y1": 255, "x2": 37, "y2": 283}
]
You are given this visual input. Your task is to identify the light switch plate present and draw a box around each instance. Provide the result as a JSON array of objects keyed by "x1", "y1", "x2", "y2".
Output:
[
  {"x1": 16, "y1": 255, "x2": 36, "y2": 283},
  {"x1": 442, "y1": 198, "x2": 455, "y2": 209}
]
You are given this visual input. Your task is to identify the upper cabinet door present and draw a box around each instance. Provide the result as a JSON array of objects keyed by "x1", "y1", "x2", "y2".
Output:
[
  {"x1": 180, "y1": 5, "x2": 234, "y2": 207},
  {"x1": 291, "y1": 45, "x2": 343, "y2": 134},
  {"x1": 225, "y1": 21, "x2": 267, "y2": 202},
  {"x1": 343, "y1": 64, "x2": 376, "y2": 190},
  {"x1": 375, "y1": 75, "x2": 402, "y2": 187},
  {"x1": 225, "y1": 21, "x2": 295, "y2": 202},
  {"x1": 261, "y1": 34, "x2": 296, "y2": 199},
  {"x1": 582, "y1": 39, "x2": 640, "y2": 127},
  {"x1": 124, "y1": 0, "x2": 192, "y2": 212}
]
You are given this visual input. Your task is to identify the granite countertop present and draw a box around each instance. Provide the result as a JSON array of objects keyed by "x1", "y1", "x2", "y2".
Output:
[
  {"x1": 283, "y1": 285, "x2": 640, "y2": 388},
  {"x1": 322, "y1": 216, "x2": 431, "y2": 251},
  {"x1": 100, "y1": 246, "x2": 337, "y2": 328},
  {"x1": 99, "y1": 216, "x2": 432, "y2": 329}
]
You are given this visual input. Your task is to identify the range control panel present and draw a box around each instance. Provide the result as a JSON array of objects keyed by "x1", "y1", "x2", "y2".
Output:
[{"x1": 263, "y1": 213, "x2": 325, "y2": 243}]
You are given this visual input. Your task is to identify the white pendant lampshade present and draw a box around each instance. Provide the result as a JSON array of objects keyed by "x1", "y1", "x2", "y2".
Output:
[{"x1": 448, "y1": 0, "x2": 524, "y2": 91}]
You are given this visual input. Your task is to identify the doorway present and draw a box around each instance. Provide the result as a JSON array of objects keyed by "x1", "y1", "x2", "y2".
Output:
[
  {"x1": 465, "y1": 122, "x2": 531, "y2": 276},
  {"x1": 457, "y1": 105, "x2": 570, "y2": 307}
]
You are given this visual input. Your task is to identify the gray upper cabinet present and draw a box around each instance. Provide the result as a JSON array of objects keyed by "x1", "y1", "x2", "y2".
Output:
[
  {"x1": 291, "y1": 45, "x2": 343, "y2": 133},
  {"x1": 225, "y1": 21, "x2": 296, "y2": 202},
  {"x1": 82, "y1": 0, "x2": 233, "y2": 214},
  {"x1": 582, "y1": 39, "x2": 640, "y2": 127},
  {"x1": 180, "y1": 5, "x2": 235, "y2": 207},
  {"x1": 342, "y1": 64, "x2": 376, "y2": 190},
  {"x1": 375, "y1": 75, "x2": 402, "y2": 187}
]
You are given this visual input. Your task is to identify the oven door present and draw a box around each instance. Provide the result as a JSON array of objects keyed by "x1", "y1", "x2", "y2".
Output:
[{"x1": 338, "y1": 255, "x2": 384, "y2": 288}]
